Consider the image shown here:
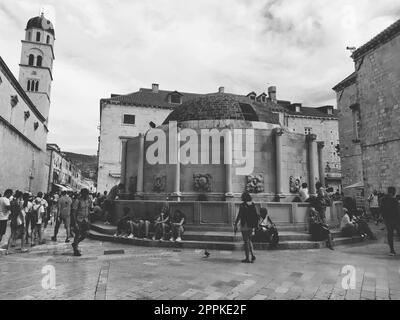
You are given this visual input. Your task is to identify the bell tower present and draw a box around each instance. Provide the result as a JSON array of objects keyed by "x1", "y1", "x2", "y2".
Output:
[{"x1": 19, "y1": 12, "x2": 55, "y2": 125}]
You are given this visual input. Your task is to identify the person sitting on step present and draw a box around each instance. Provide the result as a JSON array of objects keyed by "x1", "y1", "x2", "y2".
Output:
[
  {"x1": 169, "y1": 209, "x2": 186, "y2": 242},
  {"x1": 254, "y1": 208, "x2": 279, "y2": 248},
  {"x1": 341, "y1": 208, "x2": 377, "y2": 240},
  {"x1": 114, "y1": 207, "x2": 133, "y2": 238},
  {"x1": 152, "y1": 206, "x2": 170, "y2": 241},
  {"x1": 140, "y1": 211, "x2": 154, "y2": 240},
  {"x1": 308, "y1": 196, "x2": 334, "y2": 250}
]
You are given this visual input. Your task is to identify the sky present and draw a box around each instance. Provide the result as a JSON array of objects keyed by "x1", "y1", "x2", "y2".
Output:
[{"x1": 0, "y1": 0, "x2": 399, "y2": 155}]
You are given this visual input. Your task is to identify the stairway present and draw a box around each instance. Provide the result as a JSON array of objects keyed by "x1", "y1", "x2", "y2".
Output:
[{"x1": 88, "y1": 222, "x2": 365, "y2": 251}]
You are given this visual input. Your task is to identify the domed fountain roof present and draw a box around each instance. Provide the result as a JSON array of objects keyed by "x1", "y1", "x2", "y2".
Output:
[{"x1": 163, "y1": 93, "x2": 280, "y2": 125}]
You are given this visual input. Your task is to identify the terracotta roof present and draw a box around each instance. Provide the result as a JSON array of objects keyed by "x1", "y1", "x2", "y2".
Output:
[
  {"x1": 278, "y1": 102, "x2": 339, "y2": 119},
  {"x1": 163, "y1": 93, "x2": 280, "y2": 125},
  {"x1": 102, "y1": 87, "x2": 335, "y2": 120},
  {"x1": 102, "y1": 89, "x2": 201, "y2": 109},
  {"x1": 26, "y1": 15, "x2": 55, "y2": 36},
  {"x1": 332, "y1": 72, "x2": 357, "y2": 92},
  {"x1": 352, "y1": 18, "x2": 400, "y2": 60}
]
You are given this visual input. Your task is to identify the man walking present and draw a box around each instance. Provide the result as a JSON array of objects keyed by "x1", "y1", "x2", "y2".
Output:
[
  {"x1": 369, "y1": 190, "x2": 382, "y2": 225},
  {"x1": 0, "y1": 189, "x2": 13, "y2": 243},
  {"x1": 71, "y1": 189, "x2": 92, "y2": 257},
  {"x1": 52, "y1": 191, "x2": 72, "y2": 243},
  {"x1": 380, "y1": 187, "x2": 400, "y2": 256}
]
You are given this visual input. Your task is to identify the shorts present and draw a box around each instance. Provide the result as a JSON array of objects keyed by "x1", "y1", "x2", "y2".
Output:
[
  {"x1": 60, "y1": 215, "x2": 71, "y2": 227},
  {"x1": 0, "y1": 220, "x2": 8, "y2": 236}
]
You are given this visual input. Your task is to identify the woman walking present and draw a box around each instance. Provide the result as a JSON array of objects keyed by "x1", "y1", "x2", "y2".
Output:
[{"x1": 234, "y1": 192, "x2": 259, "y2": 263}]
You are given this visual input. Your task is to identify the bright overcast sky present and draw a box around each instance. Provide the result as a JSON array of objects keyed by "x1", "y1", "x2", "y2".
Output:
[{"x1": 1, "y1": 0, "x2": 399, "y2": 155}]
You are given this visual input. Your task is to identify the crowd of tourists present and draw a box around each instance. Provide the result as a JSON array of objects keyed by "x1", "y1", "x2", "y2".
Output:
[
  {"x1": 0, "y1": 188, "x2": 103, "y2": 256},
  {"x1": 1, "y1": 181, "x2": 400, "y2": 259}
]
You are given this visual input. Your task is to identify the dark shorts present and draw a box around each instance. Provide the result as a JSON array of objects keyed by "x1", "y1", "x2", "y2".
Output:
[
  {"x1": 75, "y1": 220, "x2": 89, "y2": 234},
  {"x1": 0, "y1": 220, "x2": 8, "y2": 236}
]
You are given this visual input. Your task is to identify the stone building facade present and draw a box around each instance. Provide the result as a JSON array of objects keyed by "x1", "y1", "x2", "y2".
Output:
[
  {"x1": 98, "y1": 85, "x2": 341, "y2": 193},
  {"x1": 0, "y1": 14, "x2": 55, "y2": 194},
  {"x1": 333, "y1": 18, "x2": 400, "y2": 198},
  {"x1": 45, "y1": 144, "x2": 85, "y2": 193}
]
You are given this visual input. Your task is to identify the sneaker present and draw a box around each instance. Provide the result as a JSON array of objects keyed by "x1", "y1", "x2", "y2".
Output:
[
  {"x1": 170, "y1": 237, "x2": 174, "y2": 242},
  {"x1": 152, "y1": 236, "x2": 156, "y2": 241},
  {"x1": 389, "y1": 252, "x2": 396, "y2": 257},
  {"x1": 113, "y1": 233, "x2": 118, "y2": 237},
  {"x1": 127, "y1": 234, "x2": 134, "y2": 239},
  {"x1": 176, "y1": 237, "x2": 182, "y2": 242},
  {"x1": 65, "y1": 238, "x2": 70, "y2": 243}
]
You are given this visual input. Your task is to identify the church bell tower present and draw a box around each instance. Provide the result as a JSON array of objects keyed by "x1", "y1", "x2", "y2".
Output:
[{"x1": 19, "y1": 12, "x2": 55, "y2": 125}]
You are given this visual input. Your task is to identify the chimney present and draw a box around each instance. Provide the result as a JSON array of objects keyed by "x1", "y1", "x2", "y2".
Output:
[
  {"x1": 218, "y1": 86, "x2": 225, "y2": 94},
  {"x1": 268, "y1": 86, "x2": 277, "y2": 102},
  {"x1": 152, "y1": 83, "x2": 159, "y2": 93}
]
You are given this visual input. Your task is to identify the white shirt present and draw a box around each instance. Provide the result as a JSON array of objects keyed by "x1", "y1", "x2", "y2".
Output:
[
  {"x1": 0, "y1": 197, "x2": 11, "y2": 221},
  {"x1": 299, "y1": 188, "x2": 310, "y2": 202},
  {"x1": 369, "y1": 194, "x2": 379, "y2": 208}
]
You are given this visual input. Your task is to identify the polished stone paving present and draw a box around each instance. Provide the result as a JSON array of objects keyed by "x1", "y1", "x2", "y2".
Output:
[{"x1": 1, "y1": 223, "x2": 400, "y2": 300}]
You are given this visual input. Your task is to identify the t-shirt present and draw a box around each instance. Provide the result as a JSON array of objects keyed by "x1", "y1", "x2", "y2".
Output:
[
  {"x1": 0, "y1": 197, "x2": 11, "y2": 221},
  {"x1": 58, "y1": 196, "x2": 72, "y2": 218},
  {"x1": 72, "y1": 198, "x2": 92, "y2": 222},
  {"x1": 380, "y1": 195, "x2": 400, "y2": 221},
  {"x1": 299, "y1": 188, "x2": 310, "y2": 202},
  {"x1": 369, "y1": 195, "x2": 379, "y2": 208},
  {"x1": 340, "y1": 212, "x2": 354, "y2": 230}
]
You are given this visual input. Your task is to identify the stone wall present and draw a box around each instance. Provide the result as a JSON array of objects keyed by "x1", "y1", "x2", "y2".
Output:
[
  {"x1": 0, "y1": 62, "x2": 48, "y2": 194},
  {"x1": 97, "y1": 103, "x2": 171, "y2": 193},
  {"x1": 123, "y1": 120, "x2": 314, "y2": 202},
  {"x1": 113, "y1": 200, "x2": 343, "y2": 229},
  {"x1": 356, "y1": 33, "x2": 400, "y2": 196},
  {"x1": 336, "y1": 80, "x2": 363, "y2": 195}
]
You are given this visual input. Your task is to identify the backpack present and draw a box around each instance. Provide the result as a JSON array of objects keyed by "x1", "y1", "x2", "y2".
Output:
[{"x1": 31, "y1": 205, "x2": 41, "y2": 224}]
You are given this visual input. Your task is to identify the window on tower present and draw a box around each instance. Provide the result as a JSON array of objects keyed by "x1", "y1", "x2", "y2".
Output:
[
  {"x1": 46, "y1": 35, "x2": 50, "y2": 44},
  {"x1": 36, "y1": 32, "x2": 41, "y2": 42},
  {"x1": 27, "y1": 31, "x2": 32, "y2": 41},
  {"x1": 28, "y1": 54, "x2": 34, "y2": 66},
  {"x1": 37, "y1": 56, "x2": 42, "y2": 67},
  {"x1": 27, "y1": 80, "x2": 39, "y2": 92}
]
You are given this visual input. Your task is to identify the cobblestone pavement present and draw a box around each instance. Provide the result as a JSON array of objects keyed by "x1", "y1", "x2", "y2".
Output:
[{"x1": 1, "y1": 223, "x2": 400, "y2": 300}]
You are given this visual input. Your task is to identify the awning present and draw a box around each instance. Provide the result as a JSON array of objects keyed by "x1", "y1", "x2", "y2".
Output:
[
  {"x1": 343, "y1": 182, "x2": 364, "y2": 190},
  {"x1": 53, "y1": 184, "x2": 68, "y2": 191}
]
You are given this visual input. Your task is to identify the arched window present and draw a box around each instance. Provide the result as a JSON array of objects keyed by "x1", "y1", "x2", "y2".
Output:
[
  {"x1": 36, "y1": 32, "x2": 41, "y2": 42},
  {"x1": 35, "y1": 81, "x2": 39, "y2": 92},
  {"x1": 27, "y1": 31, "x2": 32, "y2": 41},
  {"x1": 27, "y1": 80, "x2": 31, "y2": 91},
  {"x1": 46, "y1": 35, "x2": 50, "y2": 44},
  {"x1": 30, "y1": 80, "x2": 35, "y2": 92},
  {"x1": 36, "y1": 56, "x2": 42, "y2": 67},
  {"x1": 28, "y1": 54, "x2": 34, "y2": 66}
]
